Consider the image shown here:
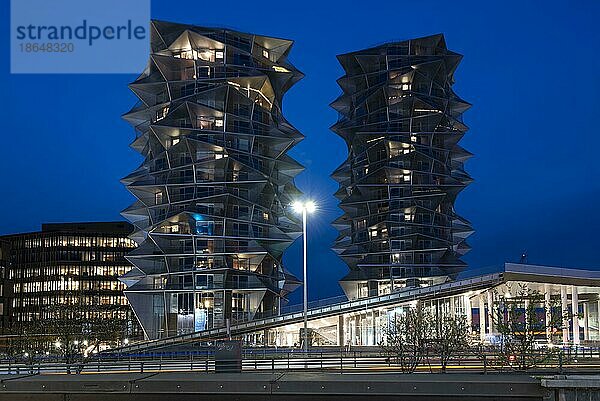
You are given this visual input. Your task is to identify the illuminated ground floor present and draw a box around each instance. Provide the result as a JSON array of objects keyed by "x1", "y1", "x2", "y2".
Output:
[
  {"x1": 120, "y1": 263, "x2": 600, "y2": 353},
  {"x1": 248, "y1": 263, "x2": 600, "y2": 347}
]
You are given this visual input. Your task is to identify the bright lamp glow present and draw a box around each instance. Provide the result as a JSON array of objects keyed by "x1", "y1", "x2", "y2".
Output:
[
  {"x1": 292, "y1": 201, "x2": 304, "y2": 214},
  {"x1": 292, "y1": 200, "x2": 316, "y2": 213}
]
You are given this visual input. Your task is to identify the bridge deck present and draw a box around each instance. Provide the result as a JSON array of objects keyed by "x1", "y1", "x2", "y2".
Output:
[{"x1": 0, "y1": 372, "x2": 547, "y2": 401}]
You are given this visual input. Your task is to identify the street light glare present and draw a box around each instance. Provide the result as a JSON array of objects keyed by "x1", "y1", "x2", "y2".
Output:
[
  {"x1": 291, "y1": 200, "x2": 317, "y2": 214},
  {"x1": 290, "y1": 198, "x2": 317, "y2": 351},
  {"x1": 292, "y1": 201, "x2": 304, "y2": 214}
]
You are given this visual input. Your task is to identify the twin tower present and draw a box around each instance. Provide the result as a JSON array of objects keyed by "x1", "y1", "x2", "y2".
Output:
[{"x1": 121, "y1": 20, "x2": 473, "y2": 339}]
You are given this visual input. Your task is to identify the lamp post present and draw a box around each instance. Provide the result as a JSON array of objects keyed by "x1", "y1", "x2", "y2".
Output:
[{"x1": 292, "y1": 200, "x2": 316, "y2": 352}]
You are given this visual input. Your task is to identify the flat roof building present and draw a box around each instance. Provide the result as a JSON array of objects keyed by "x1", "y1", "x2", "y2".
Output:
[
  {"x1": 0, "y1": 239, "x2": 13, "y2": 333},
  {"x1": 0, "y1": 222, "x2": 139, "y2": 342}
]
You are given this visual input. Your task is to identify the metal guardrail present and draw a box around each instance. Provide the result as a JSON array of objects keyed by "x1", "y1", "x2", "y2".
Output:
[
  {"x1": 3, "y1": 347, "x2": 600, "y2": 375},
  {"x1": 116, "y1": 272, "x2": 504, "y2": 353},
  {"x1": 280, "y1": 295, "x2": 349, "y2": 315}
]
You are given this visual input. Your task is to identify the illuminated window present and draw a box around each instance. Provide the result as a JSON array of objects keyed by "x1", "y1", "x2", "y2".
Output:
[
  {"x1": 197, "y1": 49, "x2": 214, "y2": 62},
  {"x1": 197, "y1": 116, "x2": 215, "y2": 130},
  {"x1": 262, "y1": 49, "x2": 269, "y2": 59},
  {"x1": 215, "y1": 51, "x2": 224, "y2": 60},
  {"x1": 215, "y1": 118, "x2": 224, "y2": 127},
  {"x1": 196, "y1": 221, "x2": 214, "y2": 235},
  {"x1": 173, "y1": 49, "x2": 197, "y2": 60},
  {"x1": 155, "y1": 106, "x2": 168, "y2": 122},
  {"x1": 272, "y1": 66, "x2": 290, "y2": 73},
  {"x1": 233, "y1": 258, "x2": 250, "y2": 270},
  {"x1": 358, "y1": 283, "x2": 369, "y2": 298}
]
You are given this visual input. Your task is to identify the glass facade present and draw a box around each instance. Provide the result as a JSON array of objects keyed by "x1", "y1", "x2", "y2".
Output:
[
  {"x1": 331, "y1": 34, "x2": 474, "y2": 299},
  {"x1": 1, "y1": 222, "x2": 139, "y2": 337},
  {"x1": 0, "y1": 239, "x2": 12, "y2": 332},
  {"x1": 121, "y1": 20, "x2": 305, "y2": 339},
  {"x1": 264, "y1": 273, "x2": 600, "y2": 347}
]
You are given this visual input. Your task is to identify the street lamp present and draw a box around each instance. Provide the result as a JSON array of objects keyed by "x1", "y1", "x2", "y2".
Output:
[{"x1": 292, "y1": 200, "x2": 316, "y2": 352}]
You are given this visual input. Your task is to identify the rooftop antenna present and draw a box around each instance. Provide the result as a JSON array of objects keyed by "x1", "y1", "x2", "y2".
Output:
[{"x1": 519, "y1": 251, "x2": 528, "y2": 264}]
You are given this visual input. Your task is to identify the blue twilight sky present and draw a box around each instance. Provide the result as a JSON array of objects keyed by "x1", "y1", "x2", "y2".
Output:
[{"x1": 1, "y1": 0, "x2": 599, "y2": 304}]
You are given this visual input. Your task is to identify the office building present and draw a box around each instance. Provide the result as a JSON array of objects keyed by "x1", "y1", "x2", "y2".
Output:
[
  {"x1": 0, "y1": 239, "x2": 12, "y2": 332},
  {"x1": 1, "y1": 222, "x2": 138, "y2": 339}
]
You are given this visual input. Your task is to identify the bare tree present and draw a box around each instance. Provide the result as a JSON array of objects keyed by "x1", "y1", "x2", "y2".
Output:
[
  {"x1": 88, "y1": 309, "x2": 129, "y2": 352},
  {"x1": 380, "y1": 303, "x2": 432, "y2": 373},
  {"x1": 3, "y1": 300, "x2": 131, "y2": 374},
  {"x1": 431, "y1": 314, "x2": 471, "y2": 372},
  {"x1": 491, "y1": 284, "x2": 563, "y2": 370},
  {"x1": 5, "y1": 320, "x2": 47, "y2": 372},
  {"x1": 44, "y1": 304, "x2": 87, "y2": 372}
]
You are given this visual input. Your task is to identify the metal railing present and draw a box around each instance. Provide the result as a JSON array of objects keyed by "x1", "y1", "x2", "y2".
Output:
[
  {"x1": 280, "y1": 295, "x2": 349, "y2": 315},
  {"x1": 2, "y1": 347, "x2": 600, "y2": 375}
]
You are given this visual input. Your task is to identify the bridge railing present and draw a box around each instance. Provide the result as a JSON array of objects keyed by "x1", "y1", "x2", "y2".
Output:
[
  {"x1": 1, "y1": 346, "x2": 599, "y2": 375},
  {"x1": 279, "y1": 295, "x2": 350, "y2": 315}
]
